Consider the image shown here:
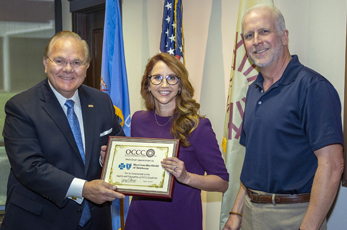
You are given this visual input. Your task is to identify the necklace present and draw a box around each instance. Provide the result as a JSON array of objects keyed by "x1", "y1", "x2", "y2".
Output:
[{"x1": 154, "y1": 113, "x2": 172, "y2": 126}]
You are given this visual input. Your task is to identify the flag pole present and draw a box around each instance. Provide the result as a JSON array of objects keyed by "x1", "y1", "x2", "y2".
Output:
[{"x1": 120, "y1": 199, "x2": 125, "y2": 230}]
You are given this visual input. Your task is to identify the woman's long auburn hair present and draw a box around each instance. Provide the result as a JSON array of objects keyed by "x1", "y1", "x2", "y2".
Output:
[{"x1": 141, "y1": 53, "x2": 202, "y2": 147}]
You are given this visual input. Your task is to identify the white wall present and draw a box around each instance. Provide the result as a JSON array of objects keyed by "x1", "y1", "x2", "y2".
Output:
[{"x1": 63, "y1": 0, "x2": 347, "y2": 229}]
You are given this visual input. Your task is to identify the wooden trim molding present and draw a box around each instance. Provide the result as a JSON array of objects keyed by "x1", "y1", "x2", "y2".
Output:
[{"x1": 69, "y1": 0, "x2": 105, "y2": 12}]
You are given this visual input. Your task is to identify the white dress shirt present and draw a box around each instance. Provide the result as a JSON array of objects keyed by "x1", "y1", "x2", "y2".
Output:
[{"x1": 48, "y1": 81, "x2": 86, "y2": 204}]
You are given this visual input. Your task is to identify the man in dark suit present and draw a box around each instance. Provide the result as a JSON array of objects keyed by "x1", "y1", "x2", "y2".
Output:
[{"x1": 1, "y1": 31, "x2": 125, "y2": 230}]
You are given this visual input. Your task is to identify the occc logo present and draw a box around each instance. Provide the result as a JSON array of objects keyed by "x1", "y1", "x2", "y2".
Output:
[
  {"x1": 124, "y1": 149, "x2": 155, "y2": 158},
  {"x1": 146, "y1": 149, "x2": 155, "y2": 157},
  {"x1": 125, "y1": 149, "x2": 146, "y2": 155}
]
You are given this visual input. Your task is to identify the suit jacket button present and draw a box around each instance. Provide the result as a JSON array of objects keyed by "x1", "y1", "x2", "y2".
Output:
[{"x1": 77, "y1": 209, "x2": 82, "y2": 214}]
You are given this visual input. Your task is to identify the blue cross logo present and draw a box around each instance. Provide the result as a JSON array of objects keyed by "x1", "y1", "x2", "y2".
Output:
[{"x1": 118, "y1": 163, "x2": 125, "y2": 170}]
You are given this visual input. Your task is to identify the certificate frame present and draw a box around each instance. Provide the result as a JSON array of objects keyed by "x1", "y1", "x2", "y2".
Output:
[{"x1": 101, "y1": 136, "x2": 180, "y2": 198}]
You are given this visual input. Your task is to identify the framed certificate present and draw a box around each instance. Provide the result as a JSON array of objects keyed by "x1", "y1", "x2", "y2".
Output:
[{"x1": 101, "y1": 136, "x2": 180, "y2": 198}]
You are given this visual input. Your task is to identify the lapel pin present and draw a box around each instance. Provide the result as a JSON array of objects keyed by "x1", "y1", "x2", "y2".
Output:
[{"x1": 88, "y1": 105, "x2": 94, "y2": 107}]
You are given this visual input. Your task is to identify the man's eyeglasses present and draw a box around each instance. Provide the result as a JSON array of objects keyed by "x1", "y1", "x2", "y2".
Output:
[
  {"x1": 149, "y1": 75, "x2": 180, "y2": 85},
  {"x1": 47, "y1": 57, "x2": 86, "y2": 69}
]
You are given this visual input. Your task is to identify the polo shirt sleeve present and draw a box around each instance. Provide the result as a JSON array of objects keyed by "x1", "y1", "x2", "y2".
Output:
[{"x1": 303, "y1": 80, "x2": 343, "y2": 151}]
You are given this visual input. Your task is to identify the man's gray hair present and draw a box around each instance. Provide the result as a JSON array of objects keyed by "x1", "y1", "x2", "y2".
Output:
[
  {"x1": 44, "y1": 31, "x2": 91, "y2": 64},
  {"x1": 242, "y1": 4, "x2": 286, "y2": 35}
]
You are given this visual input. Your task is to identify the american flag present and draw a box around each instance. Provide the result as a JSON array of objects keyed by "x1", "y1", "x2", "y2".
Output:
[{"x1": 160, "y1": 0, "x2": 184, "y2": 63}]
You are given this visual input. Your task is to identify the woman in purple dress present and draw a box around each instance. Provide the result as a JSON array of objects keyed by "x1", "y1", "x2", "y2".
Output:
[{"x1": 124, "y1": 53, "x2": 229, "y2": 230}]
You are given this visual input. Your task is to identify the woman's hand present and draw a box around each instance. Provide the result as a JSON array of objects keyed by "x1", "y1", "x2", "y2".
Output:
[
  {"x1": 161, "y1": 157, "x2": 190, "y2": 184},
  {"x1": 162, "y1": 157, "x2": 228, "y2": 192}
]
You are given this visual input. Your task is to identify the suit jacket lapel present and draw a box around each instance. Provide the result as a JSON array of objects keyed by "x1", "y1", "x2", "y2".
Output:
[
  {"x1": 40, "y1": 79, "x2": 84, "y2": 163},
  {"x1": 79, "y1": 86, "x2": 95, "y2": 174}
]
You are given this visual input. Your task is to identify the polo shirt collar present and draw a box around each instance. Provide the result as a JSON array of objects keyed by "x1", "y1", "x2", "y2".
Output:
[{"x1": 254, "y1": 55, "x2": 304, "y2": 89}]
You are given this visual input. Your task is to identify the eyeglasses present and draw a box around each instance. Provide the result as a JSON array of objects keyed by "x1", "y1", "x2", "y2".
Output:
[
  {"x1": 47, "y1": 57, "x2": 86, "y2": 69},
  {"x1": 149, "y1": 75, "x2": 180, "y2": 85}
]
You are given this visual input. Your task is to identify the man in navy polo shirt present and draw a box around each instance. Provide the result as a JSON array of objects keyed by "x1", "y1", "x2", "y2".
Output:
[{"x1": 223, "y1": 4, "x2": 344, "y2": 230}]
